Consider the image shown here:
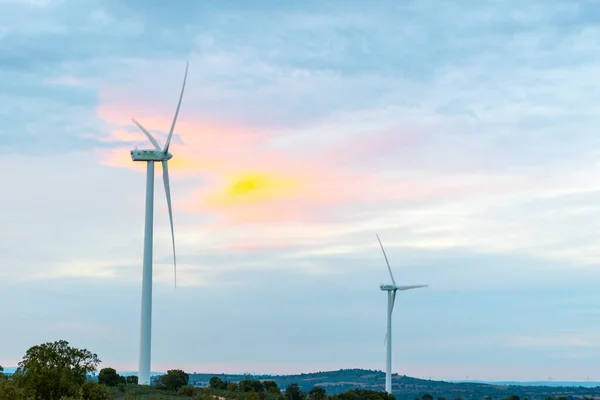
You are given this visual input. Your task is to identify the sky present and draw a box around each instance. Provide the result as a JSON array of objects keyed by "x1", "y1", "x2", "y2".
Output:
[{"x1": 1, "y1": 0, "x2": 600, "y2": 382}]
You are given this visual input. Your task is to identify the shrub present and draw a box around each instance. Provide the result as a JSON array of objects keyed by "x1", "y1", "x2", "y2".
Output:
[
  {"x1": 156, "y1": 369, "x2": 189, "y2": 392},
  {"x1": 81, "y1": 381, "x2": 111, "y2": 400},
  {"x1": 98, "y1": 367, "x2": 121, "y2": 387},
  {"x1": 178, "y1": 385, "x2": 198, "y2": 397}
]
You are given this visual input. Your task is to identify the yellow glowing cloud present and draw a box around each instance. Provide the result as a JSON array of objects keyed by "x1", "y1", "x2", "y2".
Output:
[{"x1": 203, "y1": 172, "x2": 303, "y2": 206}]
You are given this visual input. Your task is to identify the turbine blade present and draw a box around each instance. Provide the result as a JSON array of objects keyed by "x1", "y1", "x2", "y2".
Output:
[
  {"x1": 396, "y1": 285, "x2": 428, "y2": 291},
  {"x1": 132, "y1": 118, "x2": 161, "y2": 151},
  {"x1": 390, "y1": 290, "x2": 397, "y2": 313},
  {"x1": 376, "y1": 233, "x2": 396, "y2": 285},
  {"x1": 384, "y1": 332, "x2": 388, "y2": 346},
  {"x1": 162, "y1": 160, "x2": 177, "y2": 288},
  {"x1": 164, "y1": 62, "x2": 188, "y2": 154}
]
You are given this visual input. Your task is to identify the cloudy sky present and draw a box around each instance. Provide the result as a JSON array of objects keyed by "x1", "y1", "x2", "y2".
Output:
[{"x1": 2, "y1": 0, "x2": 600, "y2": 382}]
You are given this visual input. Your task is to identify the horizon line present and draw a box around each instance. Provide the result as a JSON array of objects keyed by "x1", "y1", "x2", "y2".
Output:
[{"x1": 2, "y1": 367, "x2": 599, "y2": 385}]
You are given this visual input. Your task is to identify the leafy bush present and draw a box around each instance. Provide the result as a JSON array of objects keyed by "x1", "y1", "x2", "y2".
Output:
[
  {"x1": 80, "y1": 381, "x2": 111, "y2": 400},
  {"x1": 98, "y1": 368, "x2": 121, "y2": 387},
  {"x1": 156, "y1": 369, "x2": 189, "y2": 392},
  {"x1": 210, "y1": 377, "x2": 228, "y2": 390},
  {"x1": 0, "y1": 378, "x2": 34, "y2": 400},
  {"x1": 178, "y1": 385, "x2": 198, "y2": 397}
]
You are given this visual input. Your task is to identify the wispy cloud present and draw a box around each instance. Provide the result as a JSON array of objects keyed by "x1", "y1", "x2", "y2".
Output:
[{"x1": 507, "y1": 330, "x2": 600, "y2": 349}]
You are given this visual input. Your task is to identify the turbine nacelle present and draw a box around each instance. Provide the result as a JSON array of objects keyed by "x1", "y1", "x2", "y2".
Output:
[
  {"x1": 380, "y1": 284, "x2": 428, "y2": 291},
  {"x1": 130, "y1": 149, "x2": 173, "y2": 161}
]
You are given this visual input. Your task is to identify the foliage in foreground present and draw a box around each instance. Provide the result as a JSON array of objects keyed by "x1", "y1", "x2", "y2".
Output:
[{"x1": 6, "y1": 340, "x2": 101, "y2": 400}]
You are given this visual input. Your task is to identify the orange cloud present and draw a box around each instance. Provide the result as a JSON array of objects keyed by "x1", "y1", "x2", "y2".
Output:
[{"x1": 181, "y1": 172, "x2": 358, "y2": 225}]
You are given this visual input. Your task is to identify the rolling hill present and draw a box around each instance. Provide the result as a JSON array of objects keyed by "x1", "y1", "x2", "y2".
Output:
[{"x1": 187, "y1": 369, "x2": 600, "y2": 400}]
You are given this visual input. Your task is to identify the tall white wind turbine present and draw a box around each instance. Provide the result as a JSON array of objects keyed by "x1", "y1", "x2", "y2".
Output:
[
  {"x1": 376, "y1": 234, "x2": 428, "y2": 394},
  {"x1": 130, "y1": 63, "x2": 188, "y2": 385}
]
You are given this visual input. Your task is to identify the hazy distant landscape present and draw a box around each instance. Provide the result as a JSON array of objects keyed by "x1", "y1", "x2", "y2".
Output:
[
  {"x1": 6, "y1": 366, "x2": 600, "y2": 396},
  {"x1": 185, "y1": 369, "x2": 600, "y2": 399}
]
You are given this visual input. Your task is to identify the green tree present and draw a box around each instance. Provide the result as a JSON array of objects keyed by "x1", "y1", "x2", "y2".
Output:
[
  {"x1": 335, "y1": 389, "x2": 394, "y2": 400},
  {"x1": 125, "y1": 376, "x2": 138, "y2": 384},
  {"x1": 422, "y1": 394, "x2": 433, "y2": 400},
  {"x1": 240, "y1": 379, "x2": 265, "y2": 393},
  {"x1": 98, "y1": 367, "x2": 121, "y2": 387},
  {"x1": 210, "y1": 376, "x2": 229, "y2": 390},
  {"x1": 309, "y1": 386, "x2": 327, "y2": 400},
  {"x1": 80, "y1": 381, "x2": 111, "y2": 400},
  {"x1": 15, "y1": 340, "x2": 100, "y2": 400},
  {"x1": 285, "y1": 384, "x2": 304, "y2": 400},
  {"x1": 210, "y1": 376, "x2": 225, "y2": 389},
  {"x1": 0, "y1": 378, "x2": 33, "y2": 400},
  {"x1": 264, "y1": 381, "x2": 279, "y2": 392},
  {"x1": 156, "y1": 369, "x2": 189, "y2": 391},
  {"x1": 178, "y1": 385, "x2": 198, "y2": 397},
  {"x1": 247, "y1": 393, "x2": 261, "y2": 400}
]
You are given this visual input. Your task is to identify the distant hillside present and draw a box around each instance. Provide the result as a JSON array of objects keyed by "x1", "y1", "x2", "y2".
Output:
[
  {"x1": 452, "y1": 381, "x2": 600, "y2": 388},
  {"x1": 188, "y1": 369, "x2": 600, "y2": 400}
]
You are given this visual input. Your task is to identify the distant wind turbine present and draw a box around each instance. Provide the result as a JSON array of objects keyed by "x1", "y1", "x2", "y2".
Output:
[
  {"x1": 130, "y1": 62, "x2": 188, "y2": 385},
  {"x1": 376, "y1": 233, "x2": 428, "y2": 394}
]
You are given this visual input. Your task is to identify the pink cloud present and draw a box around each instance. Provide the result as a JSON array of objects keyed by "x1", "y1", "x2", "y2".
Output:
[
  {"x1": 95, "y1": 85, "x2": 518, "y2": 229},
  {"x1": 312, "y1": 124, "x2": 429, "y2": 172}
]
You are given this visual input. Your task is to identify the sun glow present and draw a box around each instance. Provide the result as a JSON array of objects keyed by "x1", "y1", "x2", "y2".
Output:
[{"x1": 204, "y1": 172, "x2": 303, "y2": 206}]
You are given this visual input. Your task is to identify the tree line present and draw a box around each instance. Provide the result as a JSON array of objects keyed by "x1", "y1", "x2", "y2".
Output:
[
  {"x1": 206, "y1": 375, "x2": 395, "y2": 400},
  {"x1": 1, "y1": 340, "x2": 591, "y2": 400},
  {"x1": 417, "y1": 394, "x2": 577, "y2": 400},
  {"x1": 0, "y1": 340, "x2": 394, "y2": 400},
  {"x1": 0, "y1": 340, "x2": 193, "y2": 399}
]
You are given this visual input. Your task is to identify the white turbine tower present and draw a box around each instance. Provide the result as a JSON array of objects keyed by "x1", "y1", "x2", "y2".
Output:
[
  {"x1": 376, "y1": 233, "x2": 428, "y2": 394},
  {"x1": 130, "y1": 62, "x2": 188, "y2": 385}
]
